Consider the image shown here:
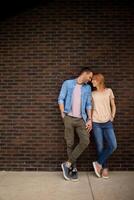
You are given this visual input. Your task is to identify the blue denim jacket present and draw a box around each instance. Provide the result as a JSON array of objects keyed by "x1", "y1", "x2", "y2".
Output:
[{"x1": 58, "y1": 79, "x2": 92, "y2": 122}]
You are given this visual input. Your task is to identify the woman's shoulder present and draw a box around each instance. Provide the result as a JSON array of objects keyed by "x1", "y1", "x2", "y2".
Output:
[
  {"x1": 92, "y1": 88, "x2": 114, "y2": 94},
  {"x1": 105, "y1": 88, "x2": 113, "y2": 92},
  {"x1": 92, "y1": 90, "x2": 97, "y2": 95},
  {"x1": 105, "y1": 88, "x2": 114, "y2": 97}
]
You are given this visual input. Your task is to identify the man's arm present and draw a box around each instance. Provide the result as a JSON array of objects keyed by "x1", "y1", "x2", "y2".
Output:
[
  {"x1": 87, "y1": 109, "x2": 92, "y2": 121},
  {"x1": 85, "y1": 86, "x2": 92, "y2": 132},
  {"x1": 59, "y1": 104, "x2": 65, "y2": 119},
  {"x1": 86, "y1": 109, "x2": 92, "y2": 132},
  {"x1": 58, "y1": 80, "x2": 67, "y2": 118},
  {"x1": 86, "y1": 88, "x2": 92, "y2": 112}
]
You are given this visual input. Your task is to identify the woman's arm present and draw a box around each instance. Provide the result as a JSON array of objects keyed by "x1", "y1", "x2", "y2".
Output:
[{"x1": 110, "y1": 98, "x2": 116, "y2": 121}]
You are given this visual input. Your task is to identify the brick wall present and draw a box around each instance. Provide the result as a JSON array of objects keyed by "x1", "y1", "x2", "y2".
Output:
[{"x1": 0, "y1": 0, "x2": 133, "y2": 171}]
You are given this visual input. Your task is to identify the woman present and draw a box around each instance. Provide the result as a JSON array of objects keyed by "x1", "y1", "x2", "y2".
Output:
[{"x1": 92, "y1": 73, "x2": 117, "y2": 178}]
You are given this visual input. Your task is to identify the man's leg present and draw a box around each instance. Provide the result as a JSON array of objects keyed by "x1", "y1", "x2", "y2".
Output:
[
  {"x1": 64, "y1": 115, "x2": 75, "y2": 160},
  {"x1": 61, "y1": 115, "x2": 75, "y2": 180},
  {"x1": 69, "y1": 118, "x2": 90, "y2": 163},
  {"x1": 68, "y1": 118, "x2": 89, "y2": 181}
]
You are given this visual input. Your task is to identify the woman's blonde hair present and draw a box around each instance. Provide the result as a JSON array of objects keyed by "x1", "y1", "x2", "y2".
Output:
[{"x1": 93, "y1": 73, "x2": 106, "y2": 89}]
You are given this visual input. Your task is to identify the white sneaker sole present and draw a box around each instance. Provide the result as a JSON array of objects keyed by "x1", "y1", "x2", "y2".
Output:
[
  {"x1": 71, "y1": 178, "x2": 79, "y2": 182},
  {"x1": 92, "y1": 162, "x2": 101, "y2": 178},
  {"x1": 102, "y1": 175, "x2": 109, "y2": 179},
  {"x1": 61, "y1": 163, "x2": 70, "y2": 181}
]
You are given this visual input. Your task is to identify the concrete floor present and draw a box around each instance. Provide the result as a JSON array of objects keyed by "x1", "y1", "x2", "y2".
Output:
[{"x1": 0, "y1": 171, "x2": 133, "y2": 200}]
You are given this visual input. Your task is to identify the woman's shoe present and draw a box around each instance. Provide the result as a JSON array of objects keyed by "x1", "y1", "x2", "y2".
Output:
[
  {"x1": 102, "y1": 168, "x2": 109, "y2": 179},
  {"x1": 92, "y1": 161, "x2": 102, "y2": 178}
]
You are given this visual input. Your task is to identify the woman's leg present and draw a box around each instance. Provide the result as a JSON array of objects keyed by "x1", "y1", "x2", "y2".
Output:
[
  {"x1": 93, "y1": 123, "x2": 104, "y2": 167},
  {"x1": 93, "y1": 123, "x2": 107, "y2": 168},
  {"x1": 97, "y1": 126, "x2": 117, "y2": 166}
]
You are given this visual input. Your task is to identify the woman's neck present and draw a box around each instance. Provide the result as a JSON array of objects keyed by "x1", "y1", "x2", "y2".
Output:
[{"x1": 96, "y1": 85, "x2": 105, "y2": 92}]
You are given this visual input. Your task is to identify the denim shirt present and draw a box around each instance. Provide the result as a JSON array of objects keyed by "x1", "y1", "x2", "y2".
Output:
[{"x1": 58, "y1": 79, "x2": 92, "y2": 122}]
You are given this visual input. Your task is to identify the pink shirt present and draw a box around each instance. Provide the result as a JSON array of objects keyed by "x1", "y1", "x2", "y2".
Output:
[{"x1": 68, "y1": 83, "x2": 82, "y2": 118}]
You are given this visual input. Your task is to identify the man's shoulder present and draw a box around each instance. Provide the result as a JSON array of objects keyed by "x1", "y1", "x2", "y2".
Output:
[{"x1": 63, "y1": 79, "x2": 75, "y2": 84}]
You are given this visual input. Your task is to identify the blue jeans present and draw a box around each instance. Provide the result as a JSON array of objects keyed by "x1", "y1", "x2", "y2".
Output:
[{"x1": 93, "y1": 121, "x2": 117, "y2": 168}]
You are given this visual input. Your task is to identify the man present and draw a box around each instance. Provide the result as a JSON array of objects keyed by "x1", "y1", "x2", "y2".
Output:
[{"x1": 58, "y1": 67, "x2": 93, "y2": 181}]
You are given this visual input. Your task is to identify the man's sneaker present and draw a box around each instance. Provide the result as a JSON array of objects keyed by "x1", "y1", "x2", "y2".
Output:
[
  {"x1": 92, "y1": 161, "x2": 102, "y2": 178},
  {"x1": 61, "y1": 162, "x2": 71, "y2": 180},
  {"x1": 70, "y1": 168, "x2": 79, "y2": 182},
  {"x1": 102, "y1": 168, "x2": 109, "y2": 179}
]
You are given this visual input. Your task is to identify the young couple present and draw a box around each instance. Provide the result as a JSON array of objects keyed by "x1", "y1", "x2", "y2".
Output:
[{"x1": 58, "y1": 67, "x2": 117, "y2": 181}]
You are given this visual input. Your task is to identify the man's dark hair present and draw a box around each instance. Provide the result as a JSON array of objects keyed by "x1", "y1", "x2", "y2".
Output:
[{"x1": 79, "y1": 67, "x2": 92, "y2": 75}]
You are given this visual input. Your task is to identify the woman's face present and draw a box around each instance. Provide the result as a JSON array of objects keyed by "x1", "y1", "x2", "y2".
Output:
[{"x1": 92, "y1": 78, "x2": 99, "y2": 87}]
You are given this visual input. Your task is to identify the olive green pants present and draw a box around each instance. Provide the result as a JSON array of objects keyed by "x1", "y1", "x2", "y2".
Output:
[{"x1": 63, "y1": 115, "x2": 90, "y2": 164}]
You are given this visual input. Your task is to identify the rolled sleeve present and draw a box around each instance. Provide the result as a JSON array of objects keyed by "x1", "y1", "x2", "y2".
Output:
[{"x1": 58, "y1": 80, "x2": 67, "y2": 104}]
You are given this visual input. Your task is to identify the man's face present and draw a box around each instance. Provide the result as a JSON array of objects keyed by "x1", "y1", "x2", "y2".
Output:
[{"x1": 83, "y1": 72, "x2": 93, "y2": 83}]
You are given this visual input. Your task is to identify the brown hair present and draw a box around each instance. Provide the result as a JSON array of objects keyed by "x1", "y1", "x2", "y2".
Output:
[
  {"x1": 79, "y1": 67, "x2": 92, "y2": 75},
  {"x1": 93, "y1": 73, "x2": 106, "y2": 89}
]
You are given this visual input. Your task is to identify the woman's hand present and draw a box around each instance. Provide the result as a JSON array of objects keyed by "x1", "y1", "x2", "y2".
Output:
[{"x1": 110, "y1": 115, "x2": 115, "y2": 122}]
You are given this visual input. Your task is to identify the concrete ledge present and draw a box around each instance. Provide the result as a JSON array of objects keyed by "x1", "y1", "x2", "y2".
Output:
[{"x1": 0, "y1": 171, "x2": 133, "y2": 200}]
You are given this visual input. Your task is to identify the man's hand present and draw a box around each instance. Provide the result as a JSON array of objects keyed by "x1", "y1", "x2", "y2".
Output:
[
  {"x1": 61, "y1": 112, "x2": 65, "y2": 119},
  {"x1": 86, "y1": 119, "x2": 92, "y2": 133}
]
